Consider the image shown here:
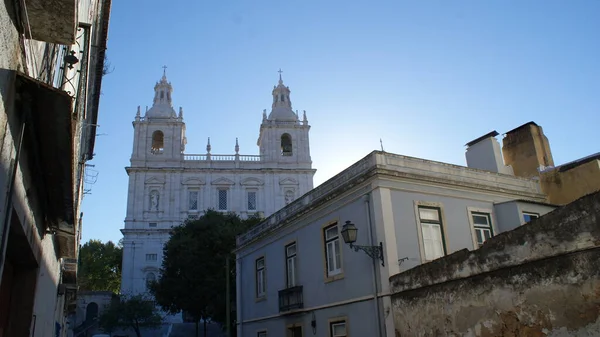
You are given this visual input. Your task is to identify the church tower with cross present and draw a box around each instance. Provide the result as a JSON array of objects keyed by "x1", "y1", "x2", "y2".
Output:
[{"x1": 120, "y1": 69, "x2": 315, "y2": 302}]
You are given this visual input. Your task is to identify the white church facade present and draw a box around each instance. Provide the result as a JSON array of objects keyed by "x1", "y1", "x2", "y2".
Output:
[{"x1": 120, "y1": 71, "x2": 316, "y2": 296}]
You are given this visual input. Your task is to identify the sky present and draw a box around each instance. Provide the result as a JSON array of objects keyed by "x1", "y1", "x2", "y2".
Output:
[{"x1": 81, "y1": 0, "x2": 600, "y2": 244}]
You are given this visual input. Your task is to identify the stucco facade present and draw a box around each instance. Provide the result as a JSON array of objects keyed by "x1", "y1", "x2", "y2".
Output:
[
  {"x1": 0, "y1": 0, "x2": 110, "y2": 336},
  {"x1": 541, "y1": 154, "x2": 600, "y2": 205},
  {"x1": 234, "y1": 151, "x2": 555, "y2": 337},
  {"x1": 120, "y1": 73, "x2": 316, "y2": 299}
]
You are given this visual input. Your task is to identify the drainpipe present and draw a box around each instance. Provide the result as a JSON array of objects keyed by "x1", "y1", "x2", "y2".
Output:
[
  {"x1": 0, "y1": 121, "x2": 26, "y2": 287},
  {"x1": 364, "y1": 193, "x2": 384, "y2": 337}
]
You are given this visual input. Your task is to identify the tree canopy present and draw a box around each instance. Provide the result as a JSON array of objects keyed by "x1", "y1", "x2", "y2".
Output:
[
  {"x1": 150, "y1": 210, "x2": 262, "y2": 336},
  {"x1": 78, "y1": 239, "x2": 123, "y2": 293},
  {"x1": 99, "y1": 294, "x2": 162, "y2": 337}
]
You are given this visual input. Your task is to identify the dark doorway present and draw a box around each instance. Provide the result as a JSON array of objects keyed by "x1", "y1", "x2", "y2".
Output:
[{"x1": 86, "y1": 302, "x2": 99, "y2": 322}]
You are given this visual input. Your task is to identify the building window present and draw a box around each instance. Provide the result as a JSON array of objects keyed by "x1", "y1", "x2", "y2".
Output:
[
  {"x1": 281, "y1": 133, "x2": 293, "y2": 156},
  {"x1": 247, "y1": 191, "x2": 257, "y2": 211},
  {"x1": 146, "y1": 272, "x2": 156, "y2": 289},
  {"x1": 523, "y1": 212, "x2": 539, "y2": 223},
  {"x1": 418, "y1": 207, "x2": 446, "y2": 261},
  {"x1": 151, "y1": 130, "x2": 164, "y2": 154},
  {"x1": 146, "y1": 254, "x2": 157, "y2": 261},
  {"x1": 471, "y1": 212, "x2": 493, "y2": 247},
  {"x1": 149, "y1": 222, "x2": 157, "y2": 228},
  {"x1": 218, "y1": 189, "x2": 228, "y2": 211},
  {"x1": 324, "y1": 224, "x2": 342, "y2": 276},
  {"x1": 257, "y1": 332, "x2": 267, "y2": 337},
  {"x1": 286, "y1": 243, "x2": 297, "y2": 288},
  {"x1": 188, "y1": 190, "x2": 199, "y2": 211},
  {"x1": 287, "y1": 326, "x2": 302, "y2": 337},
  {"x1": 330, "y1": 321, "x2": 347, "y2": 337},
  {"x1": 256, "y1": 257, "x2": 266, "y2": 298}
]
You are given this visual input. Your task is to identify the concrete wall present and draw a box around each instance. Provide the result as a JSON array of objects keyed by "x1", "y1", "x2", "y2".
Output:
[
  {"x1": 389, "y1": 191, "x2": 600, "y2": 337},
  {"x1": 542, "y1": 158, "x2": 600, "y2": 205}
]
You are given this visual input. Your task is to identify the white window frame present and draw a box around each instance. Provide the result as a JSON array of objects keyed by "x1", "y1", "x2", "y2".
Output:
[
  {"x1": 467, "y1": 207, "x2": 496, "y2": 249},
  {"x1": 324, "y1": 223, "x2": 342, "y2": 277},
  {"x1": 247, "y1": 190, "x2": 258, "y2": 212},
  {"x1": 522, "y1": 211, "x2": 540, "y2": 224},
  {"x1": 145, "y1": 272, "x2": 156, "y2": 289},
  {"x1": 188, "y1": 190, "x2": 199, "y2": 212},
  {"x1": 414, "y1": 202, "x2": 447, "y2": 262},
  {"x1": 329, "y1": 320, "x2": 347, "y2": 337},
  {"x1": 285, "y1": 242, "x2": 297, "y2": 288},
  {"x1": 256, "y1": 257, "x2": 266, "y2": 298},
  {"x1": 257, "y1": 331, "x2": 267, "y2": 337},
  {"x1": 217, "y1": 189, "x2": 228, "y2": 211},
  {"x1": 145, "y1": 253, "x2": 157, "y2": 261}
]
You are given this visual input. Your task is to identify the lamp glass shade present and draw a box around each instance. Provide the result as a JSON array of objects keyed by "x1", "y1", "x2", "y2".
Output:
[{"x1": 341, "y1": 221, "x2": 358, "y2": 244}]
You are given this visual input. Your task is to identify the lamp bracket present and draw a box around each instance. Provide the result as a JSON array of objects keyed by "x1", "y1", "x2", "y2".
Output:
[{"x1": 349, "y1": 242, "x2": 385, "y2": 266}]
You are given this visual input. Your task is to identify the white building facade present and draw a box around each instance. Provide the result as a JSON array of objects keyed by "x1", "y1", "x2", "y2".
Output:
[{"x1": 120, "y1": 72, "x2": 316, "y2": 296}]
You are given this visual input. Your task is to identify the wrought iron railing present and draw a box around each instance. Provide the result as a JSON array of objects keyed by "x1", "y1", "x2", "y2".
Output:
[{"x1": 278, "y1": 285, "x2": 303, "y2": 312}]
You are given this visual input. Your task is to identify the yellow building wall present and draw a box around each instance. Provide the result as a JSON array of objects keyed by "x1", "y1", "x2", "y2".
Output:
[{"x1": 541, "y1": 159, "x2": 600, "y2": 205}]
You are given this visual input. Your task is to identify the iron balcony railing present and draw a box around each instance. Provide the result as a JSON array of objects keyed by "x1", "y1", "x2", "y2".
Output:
[{"x1": 278, "y1": 285, "x2": 303, "y2": 313}]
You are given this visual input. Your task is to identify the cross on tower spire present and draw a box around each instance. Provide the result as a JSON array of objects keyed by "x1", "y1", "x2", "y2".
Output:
[
  {"x1": 278, "y1": 68, "x2": 283, "y2": 83},
  {"x1": 162, "y1": 65, "x2": 168, "y2": 77}
]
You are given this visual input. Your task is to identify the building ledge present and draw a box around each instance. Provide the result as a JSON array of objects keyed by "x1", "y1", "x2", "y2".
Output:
[
  {"x1": 23, "y1": 0, "x2": 77, "y2": 44},
  {"x1": 16, "y1": 72, "x2": 76, "y2": 257}
]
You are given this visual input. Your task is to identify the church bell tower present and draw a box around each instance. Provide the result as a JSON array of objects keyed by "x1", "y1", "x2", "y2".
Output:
[
  {"x1": 130, "y1": 69, "x2": 187, "y2": 165},
  {"x1": 257, "y1": 70, "x2": 312, "y2": 168}
]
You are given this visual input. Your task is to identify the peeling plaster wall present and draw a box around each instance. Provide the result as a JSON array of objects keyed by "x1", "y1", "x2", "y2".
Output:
[{"x1": 389, "y1": 192, "x2": 600, "y2": 337}]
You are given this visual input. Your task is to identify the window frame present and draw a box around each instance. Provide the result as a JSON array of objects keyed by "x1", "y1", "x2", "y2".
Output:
[
  {"x1": 256, "y1": 330, "x2": 267, "y2": 337},
  {"x1": 285, "y1": 242, "x2": 297, "y2": 288},
  {"x1": 217, "y1": 188, "x2": 229, "y2": 211},
  {"x1": 322, "y1": 222, "x2": 343, "y2": 281},
  {"x1": 247, "y1": 189, "x2": 258, "y2": 212},
  {"x1": 522, "y1": 211, "x2": 540, "y2": 224},
  {"x1": 145, "y1": 253, "x2": 158, "y2": 261},
  {"x1": 467, "y1": 207, "x2": 496, "y2": 249},
  {"x1": 286, "y1": 323, "x2": 303, "y2": 337},
  {"x1": 148, "y1": 222, "x2": 157, "y2": 228},
  {"x1": 255, "y1": 256, "x2": 266, "y2": 299},
  {"x1": 414, "y1": 201, "x2": 448, "y2": 262},
  {"x1": 188, "y1": 190, "x2": 199, "y2": 212},
  {"x1": 327, "y1": 317, "x2": 349, "y2": 337}
]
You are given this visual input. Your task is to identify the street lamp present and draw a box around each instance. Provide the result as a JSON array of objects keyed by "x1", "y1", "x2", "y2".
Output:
[{"x1": 340, "y1": 220, "x2": 385, "y2": 266}]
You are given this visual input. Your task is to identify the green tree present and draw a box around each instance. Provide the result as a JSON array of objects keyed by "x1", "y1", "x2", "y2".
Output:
[
  {"x1": 98, "y1": 294, "x2": 162, "y2": 337},
  {"x1": 150, "y1": 210, "x2": 262, "y2": 337},
  {"x1": 78, "y1": 239, "x2": 123, "y2": 293}
]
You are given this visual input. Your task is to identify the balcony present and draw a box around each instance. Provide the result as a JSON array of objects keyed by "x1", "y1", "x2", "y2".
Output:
[{"x1": 278, "y1": 285, "x2": 303, "y2": 313}]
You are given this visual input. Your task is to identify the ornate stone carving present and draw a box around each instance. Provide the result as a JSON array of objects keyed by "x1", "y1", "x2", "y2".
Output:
[{"x1": 150, "y1": 190, "x2": 159, "y2": 211}]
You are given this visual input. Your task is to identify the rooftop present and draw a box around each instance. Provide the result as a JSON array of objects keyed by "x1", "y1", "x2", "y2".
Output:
[{"x1": 236, "y1": 150, "x2": 546, "y2": 249}]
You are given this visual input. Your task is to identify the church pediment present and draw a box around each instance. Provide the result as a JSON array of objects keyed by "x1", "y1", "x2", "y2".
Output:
[
  {"x1": 279, "y1": 177, "x2": 299, "y2": 185},
  {"x1": 145, "y1": 176, "x2": 165, "y2": 185},
  {"x1": 182, "y1": 177, "x2": 206, "y2": 185},
  {"x1": 211, "y1": 177, "x2": 235, "y2": 186},
  {"x1": 241, "y1": 177, "x2": 265, "y2": 186}
]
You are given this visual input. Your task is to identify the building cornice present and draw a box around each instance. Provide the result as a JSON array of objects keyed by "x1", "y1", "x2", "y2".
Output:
[{"x1": 235, "y1": 150, "x2": 546, "y2": 249}]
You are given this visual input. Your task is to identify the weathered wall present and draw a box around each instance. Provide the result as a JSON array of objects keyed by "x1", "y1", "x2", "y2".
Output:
[
  {"x1": 541, "y1": 158, "x2": 600, "y2": 205},
  {"x1": 389, "y1": 191, "x2": 600, "y2": 337}
]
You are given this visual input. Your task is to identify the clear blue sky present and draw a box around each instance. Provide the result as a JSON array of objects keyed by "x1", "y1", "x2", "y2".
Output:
[{"x1": 81, "y1": 0, "x2": 600, "y2": 244}]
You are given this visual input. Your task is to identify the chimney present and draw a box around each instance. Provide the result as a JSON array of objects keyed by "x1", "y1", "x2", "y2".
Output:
[
  {"x1": 465, "y1": 131, "x2": 513, "y2": 174},
  {"x1": 502, "y1": 122, "x2": 554, "y2": 179}
]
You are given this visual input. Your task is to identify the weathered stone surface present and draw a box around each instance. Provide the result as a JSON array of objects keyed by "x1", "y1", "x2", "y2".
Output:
[{"x1": 389, "y1": 192, "x2": 600, "y2": 336}]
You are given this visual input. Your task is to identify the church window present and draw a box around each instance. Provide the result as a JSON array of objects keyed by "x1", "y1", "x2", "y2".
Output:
[
  {"x1": 281, "y1": 94, "x2": 285, "y2": 102},
  {"x1": 218, "y1": 189, "x2": 228, "y2": 211},
  {"x1": 146, "y1": 254, "x2": 157, "y2": 261},
  {"x1": 146, "y1": 272, "x2": 156, "y2": 289},
  {"x1": 281, "y1": 133, "x2": 293, "y2": 156},
  {"x1": 160, "y1": 91, "x2": 164, "y2": 99},
  {"x1": 151, "y1": 130, "x2": 164, "y2": 154},
  {"x1": 247, "y1": 191, "x2": 257, "y2": 211},
  {"x1": 188, "y1": 191, "x2": 199, "y2": 211}
]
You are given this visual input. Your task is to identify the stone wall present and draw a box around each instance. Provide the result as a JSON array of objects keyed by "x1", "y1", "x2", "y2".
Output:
[{"x1": 389, "y1": 191, "x2": 600, "y2": 337}]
